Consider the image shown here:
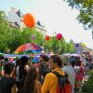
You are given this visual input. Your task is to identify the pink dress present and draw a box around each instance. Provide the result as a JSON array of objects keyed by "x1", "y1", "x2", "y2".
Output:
[{"x1": 74, "y1": 65, "x2": 85, "y2": 81}]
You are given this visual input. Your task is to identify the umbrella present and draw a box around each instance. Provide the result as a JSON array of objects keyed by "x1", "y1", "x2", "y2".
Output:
[{"x1": 14, "y1": 43, "x2": 43, "y2": 54}]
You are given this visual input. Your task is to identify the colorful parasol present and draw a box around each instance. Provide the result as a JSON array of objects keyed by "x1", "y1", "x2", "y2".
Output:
[{"x1": 14, "y1": 43, "x2": 43, "y2": 54}]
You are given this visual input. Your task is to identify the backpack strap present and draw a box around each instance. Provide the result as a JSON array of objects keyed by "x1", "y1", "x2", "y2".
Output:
[
  {"x1": 52, "y1": 71, "x2": 62, "y2": 78},
  {"x1": 52, "y1": 71, "x2": 69, "y2": 78},
  {"x1": 52, "y1": 71, "x2": 65, "y2": 93}
]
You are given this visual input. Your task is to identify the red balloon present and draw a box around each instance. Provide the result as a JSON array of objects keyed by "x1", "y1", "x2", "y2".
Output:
[
  {"x1": 23, "y1": 13, "x2": 36, "y2": 28},
  {"x1": 56, "y1": 33, "x2": 63, "y2": 40},
  {"x1": 45, "y1": 35, "x2": 50, "y2": 41}
]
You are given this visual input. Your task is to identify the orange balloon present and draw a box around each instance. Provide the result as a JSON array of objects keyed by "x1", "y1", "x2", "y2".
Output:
[{"x1": 23, "y1": 13, "x2": 36, "y2": 28}]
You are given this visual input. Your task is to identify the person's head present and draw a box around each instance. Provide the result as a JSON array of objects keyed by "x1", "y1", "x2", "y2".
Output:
[
  {"x1": 4, "y1": 62, "x2": 15, "y2": 75},
  {"x1": 69, "y1": 56, "x2": 76, "y2": 67},
  {"x1": 4, "y1": 58, "x2": 9, "y2": 62},
  {"x1": 39, "y1": 54, "x2": 49, "y2": 62},
  {"x1": 0, "y1": 55, "x2": 4, "y2": 63},
  {"x1": 23, "y1": 67, "x2": 39, "y2": 93},
  {"x1": 76, "y1": 60, "x2": 82, "y2": 66},
  {"x1": 89, "y1": 65, "x2": 93, "y2": 70},
  {"x1": 0, "y1": 55, "x2": 4, "y2": 60},
  {"x1": 60, "y1": 55, "x2": 70, "y2": 66},
  {"x1": 49, "y1": 54, "x2": 63, "y2": 70},
  {"x1": 20, "y1": 56, "x2": 29, "y2": 65}
]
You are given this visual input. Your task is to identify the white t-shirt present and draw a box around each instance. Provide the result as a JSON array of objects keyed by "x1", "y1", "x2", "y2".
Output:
[{"x1": 62, "y1": 65, "x2": 75, "y2": 93}]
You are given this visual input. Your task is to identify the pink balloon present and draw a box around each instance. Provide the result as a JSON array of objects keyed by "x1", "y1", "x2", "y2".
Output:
[
  {"x1": 56, "y1": 33, "x2": 63, "y2": 40},
  {"x1": 31, "y1": 35, "x2": 36, "y2": 40}
]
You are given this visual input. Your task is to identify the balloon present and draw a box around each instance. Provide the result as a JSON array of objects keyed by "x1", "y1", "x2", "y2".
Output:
[
  {"x1": 23, "y1": 13, "x2": 36, "y2": 28},
  {"x1": 75, "y1": 43, "x2": 79, "y2": 47},
  {"x1": 45, "y1": 35, "x2": 50, "y2": 41},
  {"x1": 31, "y1": 35, "x2": 36, "y2": 40},
  {"x1": 81, "y1": 43, "x2": 86, "y2": 47},
  {"x1": 56, "y1": 33, "x2": 62, "y2": 40}
]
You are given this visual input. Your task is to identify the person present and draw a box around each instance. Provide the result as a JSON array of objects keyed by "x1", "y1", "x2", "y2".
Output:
[
  {"x1": 74, "y1": 59, "x2": 85, "y2": 92},
  {"x1": 38, "y1": 54, "x2": 50, "y2": 83},
  {"x1": 23, "y1": 67, "x2": 42, "y2": 93},
  {"x1": 61, "y1": 55, "x2": 75, "y2": 93},
  {"x1": 17, "y1": 56, "x2": 30, "y2": 93},
  {"x1": 0, "y1": 62, "x2": 17, "y2": 93},
  {"x1": 0, "y1": 55, "x2": 4, "y2": 76},
  {"x1": 41, "y1": 54, "x2": 65, "y2": 93}
]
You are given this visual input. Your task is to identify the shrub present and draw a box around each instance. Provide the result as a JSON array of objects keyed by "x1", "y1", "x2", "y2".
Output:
[{"x1": 81, "y1": 70, "x2": 93, "y2": 93}]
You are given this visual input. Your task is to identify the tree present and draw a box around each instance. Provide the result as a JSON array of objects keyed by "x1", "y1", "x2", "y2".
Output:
[
  {"x1": 81, "y1": 71, "x2": 93, "y2": 93},
  {"x1": 0, "y1": 11, "x2": 6, "y2": 22},
  {"x1": 64, "y1": 0, "x2": 93, "y2": 30},
  {"x1": 0, "y1": 11, "x2": 11, "y2": 52},
  {"x1": 66, "y1": 40, "x2": 75, "y2": 53},
  {"x1": 0, "y1": 10, "x2": 44, "y2": 53},
  {"x1": 0, "y1": 10, "x2": 75, "y2": 54}
]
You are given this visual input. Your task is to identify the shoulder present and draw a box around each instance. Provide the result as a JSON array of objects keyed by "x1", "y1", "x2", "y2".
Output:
[
  {"x1": 24, "y1": 65, "x2": 29, "y2": 71},
  {"x1": 35, "y1": 81, "x2": 42, "y2": 86},
  {"x1": 0, "y1": 77, "x2": 6, "y2": 81},
  {"x1": 7, "y1": 77, "x2": 16, "y2": 84},
  {"x1": 45, "y1": 72, "x2": 57, "y2": 79},
  {"x1": 35, "y1": 81, "x2": 42, "y2": 89},
  {"x1": 0, "y1": 77, "x2": 16, "y2": 87}
]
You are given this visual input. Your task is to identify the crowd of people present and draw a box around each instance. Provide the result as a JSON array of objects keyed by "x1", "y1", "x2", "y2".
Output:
[{"x1": 0, "y1": 51, "x2": 93, "y2": 93}]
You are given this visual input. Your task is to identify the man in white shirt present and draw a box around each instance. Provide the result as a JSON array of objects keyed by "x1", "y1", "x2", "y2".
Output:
[{"x1": 61, "y1": 55, "x2": 75, "y2": 93}]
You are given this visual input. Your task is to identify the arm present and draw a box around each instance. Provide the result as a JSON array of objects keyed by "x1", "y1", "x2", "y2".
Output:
[
  {"x1": 24, "y1": 65, "x2": 29, "y2": 72},
  {"x1": 36, "y1": 82, "x2": 42, "y2": 93},
  {"x1": 11, "y1": 84, "x2": 18, "y2": 93},
  {"x1": 41, "y1": 73, "x2": 53, "y2": 93}
]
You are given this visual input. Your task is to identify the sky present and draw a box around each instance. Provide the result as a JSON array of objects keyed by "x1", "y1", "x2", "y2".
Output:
[{"x1": 0, "y1": 0, "x2": 93, "y2": 49}]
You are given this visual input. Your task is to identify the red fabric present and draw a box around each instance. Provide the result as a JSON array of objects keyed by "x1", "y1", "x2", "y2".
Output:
[
  {"x1": 75, "y1": 66, "x2": 84, "y2": 81},
  {"x1": 57, "y1": 83, "x2": 72, "y2": 93}
]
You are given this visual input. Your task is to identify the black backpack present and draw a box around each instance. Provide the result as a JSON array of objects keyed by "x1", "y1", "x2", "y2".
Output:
[{"x1": 52, "y1": 71, "x2": 72, "y2": 93}]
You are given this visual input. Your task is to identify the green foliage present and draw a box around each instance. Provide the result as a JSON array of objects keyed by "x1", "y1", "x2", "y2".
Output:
[
  {"x1": 64, "y1": 0, "x2": 93, "y2": 29},
  {"x1": 81, "y1": 71, "x2": 93, "y2": 93},
  {"x1": 0, "y1": 11, "x2": 75, "y2": 54},
  {"x1": 66, "y1": 40, "x2": 75, "y2": 53}
]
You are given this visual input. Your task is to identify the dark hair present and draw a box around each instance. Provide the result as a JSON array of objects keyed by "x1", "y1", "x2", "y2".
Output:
[
  {"x1": 40, "y1": 55, "x2": 49, "y2": 62},
  {"x1": 20, "y1": 56, "x2": 29, "y2": 65},
  {"x1": 50, "y1": 55, "x2": 62, "y2": 67},
  {"x1": 19, "y1": 56, "x2": 29, "y2": 85},
  {"x1": 89, "y1": 65, "x2": 92, "y2": 70},
  {"x1": 4, "y1": 58, "x2": 8, "y2": 62},
  {"x1": 0, "y1": 55, "x2": 4, "y2": 59},
  {"x1": 4, "y1": 62, "x2": 15, "y2": 74},
  {"x1": 23, "y1": 67, "x2": 39, "y2": 93},
  {"x1": 76, "y1": 60, "x2": 81, "y2": 66}
]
